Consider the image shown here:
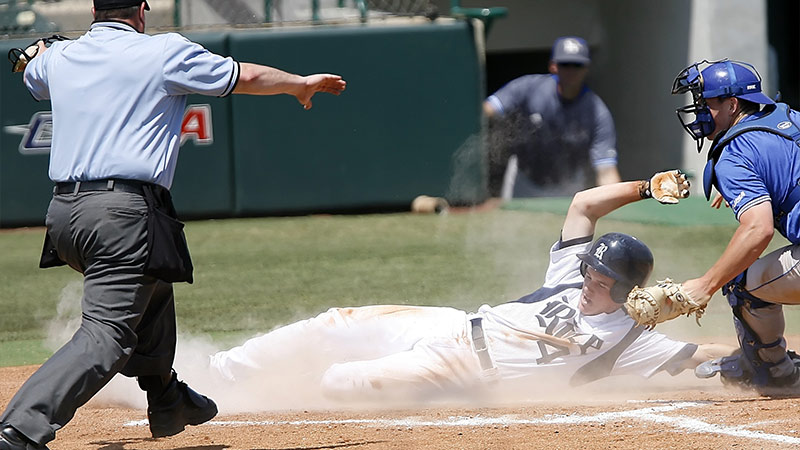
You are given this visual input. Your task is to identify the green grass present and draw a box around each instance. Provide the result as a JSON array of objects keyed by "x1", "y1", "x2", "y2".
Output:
[
  {"x1": 2, "y1": 207, "x2": 799, "y2": 367},
  {"x1": 503, "y1": 196, "x2": 740, "y2": 226}
]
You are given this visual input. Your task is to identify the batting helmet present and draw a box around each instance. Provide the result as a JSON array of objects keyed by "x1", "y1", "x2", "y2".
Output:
[
  {"x1": 672, "y1": 60, "x2": 774, "y2": 151},
  {"x1": 577, "y1": 232, "x2": 654, "y2": 303}
]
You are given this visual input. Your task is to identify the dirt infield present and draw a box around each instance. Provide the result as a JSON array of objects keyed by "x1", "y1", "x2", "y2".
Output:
[{"x1": 4, "y1": 365, "x2": 800, "y2": 449}]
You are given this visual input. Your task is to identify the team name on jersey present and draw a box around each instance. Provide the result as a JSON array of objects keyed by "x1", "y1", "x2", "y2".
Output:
[
  {"x1": 535, "y1": 296, "x2": 604, "y2": 364},
  {"x1": 6, "y1": 104, "x2": 214, "y2": 155}
]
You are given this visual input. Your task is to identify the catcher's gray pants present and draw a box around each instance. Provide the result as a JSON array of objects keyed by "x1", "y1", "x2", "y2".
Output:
[
  {"x1": 739, "y1": 243, "x2": 800, "y2": 365},
  {"x1": 1, "y1": 191, "x2": 176, "y2": 445}
]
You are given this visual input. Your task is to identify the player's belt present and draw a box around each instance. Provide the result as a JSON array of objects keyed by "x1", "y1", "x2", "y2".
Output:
[
  {"x1": 54, "y1": 179, "x2": 147, "y2": 196},
  {"x1": 469, "y1": 317, "x2": 495, "y2": 372}
]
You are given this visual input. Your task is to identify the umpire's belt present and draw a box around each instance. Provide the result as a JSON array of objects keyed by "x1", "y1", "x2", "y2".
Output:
[
  {"x1": 54, "y1": 179, "x2": 147, "y2": 196},
  {"x1": 469, "y1": 317, "x2": 496, "y2": 372}
]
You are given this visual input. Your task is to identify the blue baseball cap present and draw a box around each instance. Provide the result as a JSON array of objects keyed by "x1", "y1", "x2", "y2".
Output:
[
  {"x1": 94, "y1": 0, "x2": 150, "y2": 10},
  {"x1": 551, "y1": 37, "x2": 590, "y2": 65}
]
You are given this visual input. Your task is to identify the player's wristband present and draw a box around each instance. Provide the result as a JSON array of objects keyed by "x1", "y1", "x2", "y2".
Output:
[{"x1": 638, "y1": 180, "x2": 652, "y2": 199}]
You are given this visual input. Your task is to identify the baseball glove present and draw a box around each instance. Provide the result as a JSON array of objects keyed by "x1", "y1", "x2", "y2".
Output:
[
  {"x1": 640, "y1": 169, "x2": 691, "y2": 204},
  {"x1": 625, "y1": 278, "x2": 709, "y2": 329},
  {"x1": 7, "y1": 34, "x2": 69, "y2": 73}
]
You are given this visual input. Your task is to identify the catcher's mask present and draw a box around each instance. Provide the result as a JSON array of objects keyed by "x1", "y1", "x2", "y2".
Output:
[
  {"x1": 578, "y1": 232, "x2": 654, "y2": 303},
  {"x1": 671, "y1": 59, "x2": 774, "y2": 153}
]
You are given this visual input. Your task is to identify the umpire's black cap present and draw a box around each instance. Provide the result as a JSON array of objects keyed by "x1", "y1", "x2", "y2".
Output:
[{"x1": 94, "y1": 0, "x2": 150, "y2": 10}]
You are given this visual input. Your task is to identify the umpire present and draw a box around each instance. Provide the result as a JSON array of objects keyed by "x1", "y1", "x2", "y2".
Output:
[{"x1": 0, "y1": 0, "x2": 346, "y2": 448}]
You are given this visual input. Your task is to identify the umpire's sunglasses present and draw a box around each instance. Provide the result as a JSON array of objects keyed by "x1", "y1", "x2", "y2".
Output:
[{"x1": 557, "y1": 62, "x2": 586, "y2": 68}]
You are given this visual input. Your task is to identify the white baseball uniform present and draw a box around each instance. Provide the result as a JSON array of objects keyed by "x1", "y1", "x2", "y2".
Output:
[{"x1": 208, "y1": 237, "x2": 694, "y2": 401}]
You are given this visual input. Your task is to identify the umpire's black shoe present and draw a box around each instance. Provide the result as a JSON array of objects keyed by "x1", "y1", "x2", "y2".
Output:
[
  {"x1": 0, "y1": 426, "x2": 49, "y2": 450},
  {"x1": 147, "y1": 373, "x2": 218, "y2": 438}
]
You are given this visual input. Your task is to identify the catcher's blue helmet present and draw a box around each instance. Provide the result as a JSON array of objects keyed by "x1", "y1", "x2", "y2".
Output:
[
  {"x1": 577, "y1": 232, "x2": 654, "y2": 303},
  {"x1": 672, "y1": 59, "x2": 774, "y2": 151}
]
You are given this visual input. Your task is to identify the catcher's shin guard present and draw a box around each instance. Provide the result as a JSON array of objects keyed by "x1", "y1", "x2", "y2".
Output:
[{"x1": 714, "y1": 273, "x2": 798, "y2": 391}]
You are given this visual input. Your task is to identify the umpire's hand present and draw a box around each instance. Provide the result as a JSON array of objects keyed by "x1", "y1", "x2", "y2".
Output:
[{"x1": 295, "y1": 74, "x2": 347, "y2": 110}]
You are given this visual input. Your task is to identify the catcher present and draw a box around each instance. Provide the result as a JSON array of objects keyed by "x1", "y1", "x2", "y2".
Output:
[
  {"x1": 197, "y1": 171, "x2": 737, "y2": 406},
  {"x1": 625, "y1": 59, "x2": 800, "y2": 396}
]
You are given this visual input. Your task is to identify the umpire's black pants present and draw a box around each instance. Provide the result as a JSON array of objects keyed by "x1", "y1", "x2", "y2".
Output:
[{"x1": 1, "y1": 190, "x2": 176, "y2": 445}]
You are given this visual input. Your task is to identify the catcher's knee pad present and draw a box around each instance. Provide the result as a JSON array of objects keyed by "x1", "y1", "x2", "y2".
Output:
[{"x1": 723, "y1": 271, "x2": 773, "y2": 309}]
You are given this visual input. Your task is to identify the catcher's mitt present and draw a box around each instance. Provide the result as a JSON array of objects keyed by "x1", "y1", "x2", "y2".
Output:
[
  {"x1": 625, "y1": 278, "x2": 709, "y2": 329},
  {"x1": 7, "y1": 34, "x2": 69, "y2": 73},
  {"x1": 639, "y1": 169, "x2": 691, "y2": 204}
]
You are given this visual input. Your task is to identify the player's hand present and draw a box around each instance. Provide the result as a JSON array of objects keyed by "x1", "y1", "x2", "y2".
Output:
[
  {"x1": 648, "y1": 169, "x2": 690, "y2": 204},
  {"x1": 710, "y1": 192, "x2": 728, "y2": 209},
  {"x1": 296, "y1": 74, "x2": 346, "y2": 110}
]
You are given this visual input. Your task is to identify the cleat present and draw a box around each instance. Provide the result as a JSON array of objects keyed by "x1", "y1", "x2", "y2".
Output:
[
  {"x1": 694, "y1": 358, "x2": 721, "y2": 379},
  {"x1": 147, "y1": 373, "x2": 218, "y2": 438},
  {"x1": 0, "y1": 426, "x2": 49, "y2": 450},
  {"x1": 695, "y1": 355, "x2": 747, "y2": 381}
]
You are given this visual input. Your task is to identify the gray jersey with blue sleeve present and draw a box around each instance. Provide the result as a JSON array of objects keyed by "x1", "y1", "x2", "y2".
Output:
[{"x1": 486, "y1": 74, "x2": 617, "y2": 192}]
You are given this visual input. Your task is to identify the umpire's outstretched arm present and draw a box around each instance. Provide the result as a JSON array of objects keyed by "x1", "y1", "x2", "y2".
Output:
[{"x1": 233, "y1": 63, "x2": 346, "y2": 110}]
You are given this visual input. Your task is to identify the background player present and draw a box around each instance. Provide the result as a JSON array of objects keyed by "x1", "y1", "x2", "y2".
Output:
[
  {"x1": 672, "y1": 59, "x2": 800, "y2": 394},
  {"x1": 202, "y1": 172, "x2": 733, "y2": 406},
  {"x1": 0, "y1": 1, "x2": 346, "y2": 448},
  {"x1": 483, "y1": 36, "x2": 621, "y2": 199}
]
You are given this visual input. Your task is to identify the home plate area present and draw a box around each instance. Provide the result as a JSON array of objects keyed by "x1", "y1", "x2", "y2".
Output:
[
  {"x1": 5, "y1": 364, "x2": 800, "y2": 449},
  {"x1": 111, "y1": 397, "x2": 800, "y2": 450}
]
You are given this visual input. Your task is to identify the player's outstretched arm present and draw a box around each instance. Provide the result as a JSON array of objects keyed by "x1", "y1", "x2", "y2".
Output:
[
  {"x1": 233, "y1": 62, "x2": 346, "y2": 109},
  {"x1": 562, "y1": 181, "x2": 643, "y2": 242},
  {"x1": 562, "y1": 170, "x2": 690, "y2": 242}
]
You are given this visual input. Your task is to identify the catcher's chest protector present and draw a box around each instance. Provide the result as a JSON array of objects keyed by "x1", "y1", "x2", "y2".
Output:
[{"x1": 703, "y1": 103, "x2": 800, "y2": 204}]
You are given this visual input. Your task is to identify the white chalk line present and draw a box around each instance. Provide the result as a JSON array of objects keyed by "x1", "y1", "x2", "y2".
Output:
[{"x1": 124, "y1": 401, "x2": 800, "y2": 445}]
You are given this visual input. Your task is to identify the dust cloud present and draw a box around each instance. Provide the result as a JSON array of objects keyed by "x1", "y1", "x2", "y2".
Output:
[
  {"x1": 446, "y1": 133, "x2": 486, "y2": 206},
  {"x1": 44, "y1": 280, "x2": 83, "y2": 351},
  {"x1": 39, "y1": 281, "x2": 345, "y2": 413}
]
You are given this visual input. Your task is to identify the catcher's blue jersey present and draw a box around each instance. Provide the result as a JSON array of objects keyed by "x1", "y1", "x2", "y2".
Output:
[{"x1": 713, "y1": 105, "x2": 800, "y2": 243}]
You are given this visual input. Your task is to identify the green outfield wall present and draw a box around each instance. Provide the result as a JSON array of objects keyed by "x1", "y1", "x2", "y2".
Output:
[{"x1": 0, "y1": 20, "x2": 486, "y2": 227}]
